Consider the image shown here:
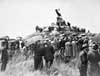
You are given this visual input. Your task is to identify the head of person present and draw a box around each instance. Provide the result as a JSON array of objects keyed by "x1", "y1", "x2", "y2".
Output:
[
  {"x1": 92, "y1": 42, "x2": 98, "y2": 50},
  {"x1": 81, "y1": 43, "x2": 88, "y2": 51},
  {"x1": 2, "y1": 39, "x2": 8, "y2": 49}
]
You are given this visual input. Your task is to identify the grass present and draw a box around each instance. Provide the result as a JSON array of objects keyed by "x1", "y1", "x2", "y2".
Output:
[{"x1": 0, "y1": 54, "x2": 80, "y2": 76}]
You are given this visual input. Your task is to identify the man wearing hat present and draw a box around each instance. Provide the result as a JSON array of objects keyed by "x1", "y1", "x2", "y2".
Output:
[{"x1": 78, "y1": 43, "x2": 89, "y2": 76}]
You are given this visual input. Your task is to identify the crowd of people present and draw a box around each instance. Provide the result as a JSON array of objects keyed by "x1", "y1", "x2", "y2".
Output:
[{"x1": 0, "y1": 9, "x2": 100, "y2": 76}]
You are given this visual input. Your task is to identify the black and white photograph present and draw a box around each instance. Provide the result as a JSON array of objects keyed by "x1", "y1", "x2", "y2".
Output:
[{"x1": 0, "y1": 0, "x2": 100, "y2": 76}]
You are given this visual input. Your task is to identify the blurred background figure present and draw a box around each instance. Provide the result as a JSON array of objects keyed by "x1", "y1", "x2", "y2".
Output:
[
  {"x1": 87, "y1": 43, "x2": 100, "y2": 76},
  {"x1": 78, "y1": 43, "x2": 88, "y2": 76},
  {"x1": 1, "y1": 39, "x2": 9, "y2": 72}
]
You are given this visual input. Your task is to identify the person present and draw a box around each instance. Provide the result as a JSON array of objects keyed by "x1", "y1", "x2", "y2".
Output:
[
  {"x1": 72, "y1": 40, "x2": 77, "y2": 58},
  {"x1": 64, "y1": 40, "x2": 71, "y2": 62},
  {"x1": 69, "y1": 39, "x2": 73, "y2": 58},
  {"x1": 44, "y1": 43, "x2": 55, "y2": 69},
  {"x1": 77, "y1": 37, "x2": 84, "y2": 53},
  {"x1": 33, "y1": 41, "x2": 43, "y2": 70},
  {"x1": 59, "y1": 37, "x2": 66, "y2": 57},
  {"x1": 78, "y1": 43, "x2": 88, "y2": 76},
  {"x1": 55, "y1": 9, "x2": 61, "y2": 17},
  {"x1": 55, "y1": 9, "x2": 66, "y2": 31},
  {"x1": 1, "y1": 39, "x2": 9, "y2": 71},
  {"x1": 87, "y1": 43, "x2": 100, "y2": 76}
]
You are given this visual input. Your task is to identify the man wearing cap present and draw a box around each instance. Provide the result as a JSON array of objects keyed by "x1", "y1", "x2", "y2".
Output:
[
  {"x1": 1, "y1": 39, "x2": 9, "y2": 71},
  {"x1": 78, "y1": 43, "x2": 89, "y2": 76}
]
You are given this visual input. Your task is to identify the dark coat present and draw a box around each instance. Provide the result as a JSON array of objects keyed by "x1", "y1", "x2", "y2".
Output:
[
  {"x1": 44, "y1": 45, "x2": 55, "y2": 61},
  {"x1": 59, "y1": 39, "x2": 66, "y2": 48},
  {"x1": 33, "y1": 44, "x2": 55, "y2": 70},
  {"x1": 1, "y1": 48, "x2": 8, "y2": 63}
]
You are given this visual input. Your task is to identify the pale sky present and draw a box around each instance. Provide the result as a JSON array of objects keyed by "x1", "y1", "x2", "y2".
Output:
[{"x1": 0, "y1": 0, "x2": 100, "y2": 38}]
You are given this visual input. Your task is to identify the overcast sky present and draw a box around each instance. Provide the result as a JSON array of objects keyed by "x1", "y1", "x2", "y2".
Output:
[{"x1": 0, "y1": 0, "x2": 100, "y2": 38}]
